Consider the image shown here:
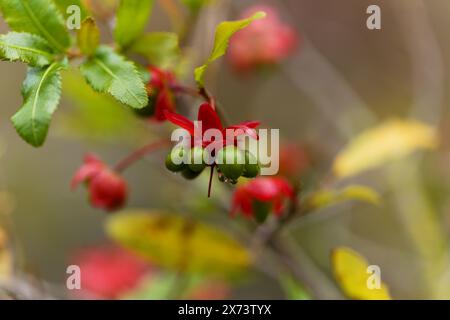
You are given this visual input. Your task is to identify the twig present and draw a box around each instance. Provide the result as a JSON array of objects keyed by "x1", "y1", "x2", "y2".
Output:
[
  {"x1": 207, "y1": 165, "x2": 214, "y2": 198},
  {"x1": 113, "y1": 140, "x2": 171, "y2": 172}
]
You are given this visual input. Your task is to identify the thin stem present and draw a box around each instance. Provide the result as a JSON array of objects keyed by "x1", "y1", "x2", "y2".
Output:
[
  {"x1": 207, "y1": 165, "x2": 214, "y2": 198},
  {"x1": 113, "y1": 140, "x2": 171, "y2": 172},
  {"x1": 171, "y1": 84, "x2": 203, "y2": 99}
]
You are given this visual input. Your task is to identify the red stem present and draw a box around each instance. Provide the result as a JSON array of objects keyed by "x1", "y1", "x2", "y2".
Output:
[{"x1": 114, "y1": 140, "x2": 171, "y2": 172}]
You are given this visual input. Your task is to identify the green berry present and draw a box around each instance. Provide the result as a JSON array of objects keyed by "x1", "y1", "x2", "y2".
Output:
[
  {"x1": 242, "y1": 151, "x2": 260, "y2": 178},
  {"x1": 181, "y1": 167, "x2": 202, "y2": 180},
  {"x1": 188, "y1": 146, "x2": 206, "y2": 173},
  {"x1": 216, "y1": 146, "x2": 245, "y2": 180},
  {"x1": 165, "y1": 147, "x2": 186, "y2": 172}
]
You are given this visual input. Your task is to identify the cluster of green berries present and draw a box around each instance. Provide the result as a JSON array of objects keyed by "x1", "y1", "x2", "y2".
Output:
[{"x1": 165, "y1": 145, "x2": 260, "y2": 183}]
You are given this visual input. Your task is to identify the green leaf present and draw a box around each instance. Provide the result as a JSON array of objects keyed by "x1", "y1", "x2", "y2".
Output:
[
  {"x1": 123, "y1": 273, "x2": 179, "y2": 299},
  {"x1": 77, "y1": 17, "x2": 99, "y2": 56},
  {"x1": 80, "y1": 46, "x2": 148, "y2": 109},
  {"x1": 304, "y1": 185, "x2": 381, "y2": 211},
  {"x1": 194, "y1": 11, "x2": 266, "y2": 87},
  {"x1": 0, "y1": 32, "x2": 54, "y2": 67},
  {"x1": 0, "y1": 0, "x2": 71, "y2": 52},
  {"x1": 114, "y1": 0, "x2": 154, "y2": 49},
  {"x1": 130, "y1": 32, "x2": 179, "y2": 68},
  {"x1": 278, "y1": 274, "x2": 311, "y2": 300},
  {"x1": 12, "y1": 61, "x2": 66, "y2": 147},
  {"x1": 106, "y1": 210, "x2": 252, "y2": 277}
]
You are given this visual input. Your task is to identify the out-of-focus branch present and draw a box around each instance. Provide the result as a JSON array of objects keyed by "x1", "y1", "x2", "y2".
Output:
[{"x1": 387, "y1": 0, "x2": 449, "y2": 299}]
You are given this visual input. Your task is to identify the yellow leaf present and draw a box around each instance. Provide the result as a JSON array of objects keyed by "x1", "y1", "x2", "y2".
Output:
[
  {"x1": 333, "y1": 119, "x2": 437, "y2": 178},
  {"x1": 331, "y1": 247, "x2": 391, "y2": 300},
  {"x1": 0, "y1": 227, "x2": 13, "y2": 281},
  {"x1": 106, "y1": 210, "x2": 252, "y2": 277},
  {"x1": 305, "y1": 185, "x2": 381, "y2": 211}
]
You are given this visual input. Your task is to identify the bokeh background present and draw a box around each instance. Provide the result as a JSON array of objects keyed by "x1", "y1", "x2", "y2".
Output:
[{"x1": 1, "y1": 0, "x2": 450, "y2": 299}]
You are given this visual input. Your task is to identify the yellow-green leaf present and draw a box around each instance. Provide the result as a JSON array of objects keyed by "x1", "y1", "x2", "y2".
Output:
[
  {"x1": 331, "y1": 247, "x2": 391, "y2": 300},
  {"x1": 130, "y1": 32, "x2": 179, "y2": 68},
  {"x1": 305, "y1": 185, "x2": 381, "y2": 211},
  {"x1": 194, "y1": 11, "x2": 266, "y2": 87},
  {"x1": 333, "y1": 119, "x2": 438, "y2": 178},
  {"x1": 181, "y1": 0, "x2": 211, "y2": 13},
  {"x1": 106, "y1": 210, "x2": 252, "y2": 277},
  {"x1": 114, "y1": 0, "x2": 154, "y2": 48},
  {"x1": 77, "y1": 17, "x2": 100, "y2": 56},
  {"x1": 58, "y1": 69, "x2": 151, "y2": 144}
]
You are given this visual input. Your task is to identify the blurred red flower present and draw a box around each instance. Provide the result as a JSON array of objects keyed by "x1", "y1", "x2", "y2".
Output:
[
  {"x1": 71, "y1": 154, "x2": 127, "y2": 211},
  {"x1": 146, "y1": 66, "x2": 176, "y2": 121},
  {"x1": 228, "y1": 5, "x2": 298, "y2": 71},
  {"x1": 231, "y1": 177, "x2": 295, "y2": 219},
  {"x1": 279, "y1": 142, "x2": 310, "y2": 180},
  {"x1": 164, "y1": 102, "x2": 260, "y2": 147},
  {"x1": 71, "y1": 246, "x2": 149, "y2": 299}
]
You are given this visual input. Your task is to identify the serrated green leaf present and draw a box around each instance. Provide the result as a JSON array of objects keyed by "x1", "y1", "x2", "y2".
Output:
[
  {"x1": 80, "y1": 46, "x2": 148, "y2": 109},
  {"x1": 12, "y1": 61, "x2": 65, "y2": 147},
  {"x1": 130, "y1": 32, "x2": 179, "y2": 68},
  {"x1": 114, "y1": 0, "x2": 154, "y2": 49},
  {"x1": 305, "y1": 185, "x2": 381, "y2": 211},
  {"x1": 77, "y1": 17, "x2": 99, "y2": 55},
  {"x1": 106, "y1": 210, "x2": 252, "y2": 277},
  {"x1": 194, "y1": 11, "x2": 266, "y2": 87},
  {"x1": 0, "y1": 32, "x2": 54, "y2": 67},
  {"x1": 0, "y1": 0, "x2": 71, "y2": 52}
]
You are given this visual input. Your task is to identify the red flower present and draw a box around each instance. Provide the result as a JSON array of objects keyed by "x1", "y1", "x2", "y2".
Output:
[
  {"x1": 71, "y1": 154, "x2": 127, "y2": 211},
  {"x1": 231, "y1": 177, "x2": 295, "y2": 218},
  {"x1": 228, "y1": 5, "x2": 298, "y2": 71},
  {"x1": 71, "y1": 245, "x2": 150, "y2": 299},
  {"x1": 147, "y1": 66, "x2": 176, "y2": 121},
  {"x1": 164, "y1": 102, "x2": 260, "y2": 147}
]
